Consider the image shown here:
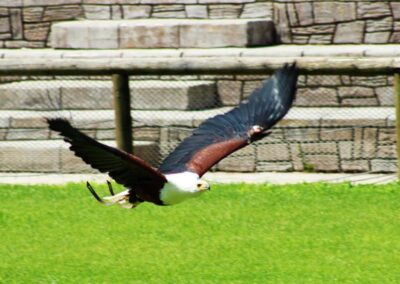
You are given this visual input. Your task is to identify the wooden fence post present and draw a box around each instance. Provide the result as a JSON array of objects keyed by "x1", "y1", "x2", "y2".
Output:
[
  {"x1": 395, "y1": 73, "x2": 400, "y2": 179},
  {"x1": 112, "y1": 72, "x2": 133, "y2": 154}
]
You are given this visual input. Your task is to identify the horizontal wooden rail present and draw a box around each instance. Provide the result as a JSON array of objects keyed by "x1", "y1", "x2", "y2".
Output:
[{"x1": 0, "y1": 57, "x2": 399, "y2": 76}]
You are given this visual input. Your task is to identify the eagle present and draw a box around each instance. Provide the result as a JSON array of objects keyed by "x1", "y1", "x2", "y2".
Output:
[{"x1": 47, "y1": 63, "x2": 298, "y2": 208}]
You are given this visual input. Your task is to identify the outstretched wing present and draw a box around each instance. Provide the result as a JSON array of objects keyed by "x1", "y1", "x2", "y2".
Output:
[
  {"x1": 47, "y1": 118, "x2": 167, "y2": 189},
  {"x1": 158, "y1": 63, "x2": 298, "y2": 177}
]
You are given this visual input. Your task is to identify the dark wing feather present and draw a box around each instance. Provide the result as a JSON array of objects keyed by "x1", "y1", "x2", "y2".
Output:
[
  {"x1": 47, "y1": 118, "x2": 167, "y2": 189},
  {"x1": 158, "y1": 63, "x2": 298, "y2": 176}
]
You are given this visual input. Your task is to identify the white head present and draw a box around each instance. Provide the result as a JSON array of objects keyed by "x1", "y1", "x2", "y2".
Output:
[{"x1": 161, "y1": 172, "x2": 211, "y2": 205}]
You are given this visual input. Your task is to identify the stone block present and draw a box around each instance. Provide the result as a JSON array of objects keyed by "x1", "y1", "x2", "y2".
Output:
[
  {"x1": 112, "y1": 5, "x2": 122, "y2": 19},
  {"x1": 24, "y1": 22, "x2": 50, "y2": 41},
  {"x1": 6, "y1": 129, "x2": 49, "y2": 141},
  {"x1": 130, "y1": 80, "x2": 217, "y2": 110},
  {"x1": 296, "y1": 87, "x2": 338, "y2": 107},
  {"x1": 95, "y1": 129, "x2": 115, "y2": 140},
  {"x1": 365, "y1": 32, "x2": 390, "y2": 44},
  {"x1": 257, "y1": 162, "x2": 292, "y2": 172},
  {"x1": 338, "y1": 86, "x2": 374, "y2": 98},
  {"x1": 273, "y1": 3, "x2": 291, "y2": 43},
  {"x1": 5, "y1": 40, "x2": 45, "y2": 48},
  {"x1": 307, "y1": 75, "x2": 341, "y2": 87},
  {"x1": 0, "y1": 17, "x2": 10, "y2": 33},
  {"x1": 257, "y1": 143, "x2": 289, "y2": 161},
  {"x1": 60, "y1": 146, "x2": 97, "y2": 173},
  {"x1": 357, "y1": 2, "x2": 391, "y2": 19},
  {"x1": 24, "y1": 0, "x2": 81, "y2": 5},
  {"x1": 308, "y1": 34, "x2": 332, "y2": 44},
  {"x1": 153, "y1": 5, "x2": 186, "y2": 18},
  {"x1": 301, "y1": 142, "x2": 337, "y2": 155},
  {"x1": 61, "y1": 81, "x2": 112, "y2": 110},
  {"x1": 392, "y1": 3, "x2": 400, "y2": 20},
  {"x1": 132, "y1": 127, "x2": 160, "y2": 142},
  {"x1": 378, "y1": 128, "x2": 395, "y2": 144},
  {"x1": 351, "y1": 76, "x2": 388, "y2": 87},
  {"x1": 289, "y1": 143, "x2": 304, "y2": 171},
  {"x1": 43, "y1": 5, "x2": 82, "y2": 21},
  {"x1": 295, "y1": 2, "x2": 312, "y2": 26},
  {"x1": 241, "y1": 2, "x2": 273, "y2": 19},
  {"x1": 303, "y1": 155, "x2": 340, "y2": 172},
  {"x1": 341, "y1": 98, "x2": 378, "y2": 107},
  {"x1": 377, "y1": 145, "x2": 396, "y2": 159},
  {"x1": 120, "y1": 21, "x2": 179, "y2": 48},
  {"x1": 314, "y1": 2, "x2": 356, "y2": 24},
  {"x1": 0, "y1": 141, "x2": 60, "y2": 172},
  {"x1": 366, "y1": 17, "x2": 393, "y2": 32},
  {"x1": 83, "y1": 5, "x2": 111, "y2": 20},
  {"x1": 390, "y1": 32, "x2": 400, "y2": 43},
  {"x1": 371, "y1": 159, "x2": 397, "y2": 173},
  {"x1": 209, "y1": 4, "x2": 241, "y2": 19},
  {"x1": 217, "y1": 145, "x2": 255, "y2": 172},
  {"x1": 321, "y1": 128, "x2": 353, "y2": 141},
  {"x1": 334, "y1": 21, "x2": 364, "y2": 43},
  {"x1": 10, "y1": 8, "x2": 23, "y2": 39},
  {"x1": 341, "y1": 160, "x2": 369, "y2": 172},
  {"x1": 217, "y1": 80, "x2": 242, "y2": 106},
  {"x1": 286, "y1": 3, "x2": 298, "y2": 26},
  {"x1": 292, "y1": 25, "x2": 335, "y2": 35},
  {"x1": 185, "y1": 5, "x2": 208, "y2": 18},
  {"x1": 122, "y1": 5, "x2": 151, "y2": 19},
  {"x1": 363, "y1": 128, "x2": 377, "y2": 159},
  {"x1": 23, "y1": 7, "x2": 44, "y2": 22},
  {"x1": 0, "y1": 81, "x2": 62, "y2": 110},
  {"x1": 284, "y1": 128, "x2": 319, "y2": 142},
  {"x1": 339, "y1": 141, "x2": 353, "y2": 160},
  {"x1": 51, "y1": 21, "x2": 119, "y2": 49}
]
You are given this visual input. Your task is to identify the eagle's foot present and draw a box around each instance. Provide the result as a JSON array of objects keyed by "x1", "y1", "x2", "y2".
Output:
[{"x1": 86, "y1": 181, "x2": 140, "y2": 209}]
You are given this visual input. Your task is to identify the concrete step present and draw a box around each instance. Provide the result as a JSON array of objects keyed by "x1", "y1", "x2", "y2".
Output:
[
  {"x1": 0, "y1": 80, "x2": 217, "y2": 111},
  {"x1": 0, "y1": 140, "x2": 160, "y2": 173},
  {"x1": 50, "y1": 19, "x2": 277, "y2": 49}
]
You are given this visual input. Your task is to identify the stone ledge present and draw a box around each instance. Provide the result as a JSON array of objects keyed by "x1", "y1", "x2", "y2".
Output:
[
  {"x1": 50, "y1": 19, "x2": 276, "y2": 49},
  {"x1": 0, "y1": 80, "x2": 217, "y2": 111},
  {"x1": 1, "y1": 45, "x2": 399, "y2": 59},
  {"x1": 0, "y1": 107, "x2": 394, "y2": 130},
  {"x1": 0, "y1": 140, "x2": 159, "y2": 172}
]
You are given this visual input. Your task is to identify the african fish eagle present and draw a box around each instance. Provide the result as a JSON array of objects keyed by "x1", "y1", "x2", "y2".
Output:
[{"x1": 47, "y1": 63, "x2": 298, "y2": 208}]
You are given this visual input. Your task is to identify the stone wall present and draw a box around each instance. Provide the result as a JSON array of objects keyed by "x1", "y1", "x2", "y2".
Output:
[
  {"x1": 1, "y1": 0, "x2": 399, "y2": 48},
  {"x1": 275, "y1": 1, "x2": 400, "y2": 44}
]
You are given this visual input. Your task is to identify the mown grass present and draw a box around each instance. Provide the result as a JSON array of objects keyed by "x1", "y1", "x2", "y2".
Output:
[{"x1": 1, "y1": 182, "x2": 399, "y2": 283}]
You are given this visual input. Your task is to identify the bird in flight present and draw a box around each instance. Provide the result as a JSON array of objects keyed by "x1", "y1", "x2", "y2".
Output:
[{"x1": 47, "y1": 63, "x2": 298, "y2": 208}]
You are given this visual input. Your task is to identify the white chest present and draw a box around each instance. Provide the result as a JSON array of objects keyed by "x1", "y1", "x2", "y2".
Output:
[{"x1": 160, "y1": 172, "x2": 201, "y2": 205}]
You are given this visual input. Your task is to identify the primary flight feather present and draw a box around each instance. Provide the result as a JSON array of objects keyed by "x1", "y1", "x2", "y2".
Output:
[{"x1": 47, "y1": 63, "x2": 298, "y2": 208}]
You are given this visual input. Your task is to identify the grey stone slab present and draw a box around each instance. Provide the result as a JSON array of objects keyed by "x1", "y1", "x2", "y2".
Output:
[
  {"x1": 217, "y1": 145, "x2": 256, "y2": 172},
  {"x1": 314, "y1": 2, "x2": 356, "y2": 24},
  {"x1": 185, "y1": 5, "x2": 208, "y2": 18},
  {"x1": 119, "y1": 21, "x2": 179, "y2": 48},
  {"x1": 371, "y1": 159, "x2": 397, "y2": 173},
  {"x1": 130, "y1": 80, "x2": 217, "y2": 110},
  {"x1": 241, "y1": 45, "x2": 304, "y2": 57},
  {"x1": 295, "y1": 2, "x2": 312, "y2": 26},
  {"x1": 334, "y1": 21, "x2": 365, "y2": 43},
  {"x1": 341, "y1": 160, "x2": 370, "y2": 172},
  {"x1": 257, "y1": 143, "x2": 289, "y2": 161},
  {"x1": 302, "y1": 45, "x2": 366, "y2": 57},
  {"x1": 365, "y1": 32, "x2": 391, "y2": 44},
  {"x1": 296, "y1": 87, "x2": 338, "y2": 107},
  {"x1": 357, "y1": 2, "x2": 391, "y2": 19},
  {"x1": 181, "y1": 48, "x2": 242, "y2": 57},
  {"x1": 0, "y1": 141, "x2": 60, "y2": 172},
  {"x1": 51, "y1": 21, "x2": 119, "y2": 49},
  {"x1": 83, "y1": 5, "x2": 111, "y2": 20},
  {"x1": 241, "y1": 2, "x2": 273, "y2": 19},
  {"x1": 376, "y1": 87, "x2": 393, "y2": 106},
  {"x1": 0, "y1": 81, "x2": 62, "y2": 110},
  {"x1": 217, "y1": 80, "x2": 242, "y2": 106},
  {"x1": 122, "y1": 5, "x2": 151, "y2": 19}
]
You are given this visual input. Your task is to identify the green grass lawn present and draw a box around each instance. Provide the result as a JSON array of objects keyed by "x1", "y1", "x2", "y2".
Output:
[{"x1": 1, "y1": 182, "x2": 399, "y2": 284}]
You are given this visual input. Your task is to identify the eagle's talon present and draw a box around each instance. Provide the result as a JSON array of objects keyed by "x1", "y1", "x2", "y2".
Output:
[
  {"x1": 86, "y1": 181, "x2": 106, "y2": 204},
  {"x1": 107, "y1": 180, "x2": 115, "y2": 196}
]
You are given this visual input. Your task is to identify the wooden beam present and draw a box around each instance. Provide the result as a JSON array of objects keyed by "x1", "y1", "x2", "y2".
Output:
[
  {"x1": 112, "y1": 73, "x2": 133, "y2": 154},
  {"x1": 0, "y1": 57, "x2": 398, "y2": 76}
]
